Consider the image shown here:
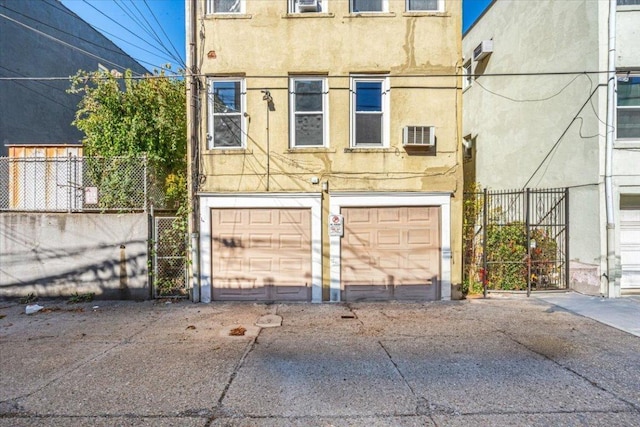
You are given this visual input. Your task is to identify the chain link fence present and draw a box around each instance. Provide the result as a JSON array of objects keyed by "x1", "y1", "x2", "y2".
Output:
[
  {"x1": 0, "y1": 155, "x2": 166, "y2": 212},
  {"x1": 153, "y1": 216, "x2": 189, "y2": 298}
]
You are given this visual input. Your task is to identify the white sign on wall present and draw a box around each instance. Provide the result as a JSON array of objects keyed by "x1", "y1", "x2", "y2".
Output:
[
  {"x1": 85, "y1": 187, "x2": 98, "y2": 204},
  {"x1": 329, "y1": 214, "x2": 344, "y2": 237}
]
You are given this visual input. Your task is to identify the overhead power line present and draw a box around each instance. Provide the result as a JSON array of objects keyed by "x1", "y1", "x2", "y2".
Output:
[
  {"x1": 0, "y1": 12, "x2": 139, "y2": 74},
  {"x1": 78, "y1": 0, "x2": 181, "y2": 69},
  {"x1": 0, "y1": 70, "x2": 618, "y2": 82},
  {"x1": 42, "y1": 0, "x2": 178, "y2": 70}
]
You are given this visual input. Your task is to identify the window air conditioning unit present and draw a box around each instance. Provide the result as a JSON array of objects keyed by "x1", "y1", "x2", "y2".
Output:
[
  {"x1": 473, "y1": 40, "x2": 493, "y2": 61},
  {"x1": 403, "y1": 126, "x2": 435, "y2": 147},
  {"x1": 298, "y1": 0, "x2": 319, "y2": 12}
]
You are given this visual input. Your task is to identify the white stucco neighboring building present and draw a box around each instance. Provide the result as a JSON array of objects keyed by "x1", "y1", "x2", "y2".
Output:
[{"x1": 463, "y1": 0, "x2": 640, "y2": 297}]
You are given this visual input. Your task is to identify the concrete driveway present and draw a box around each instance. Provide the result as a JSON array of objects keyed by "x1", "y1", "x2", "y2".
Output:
[{"x1": 1, "y1": 296, "x2": 639, "y2": 426}]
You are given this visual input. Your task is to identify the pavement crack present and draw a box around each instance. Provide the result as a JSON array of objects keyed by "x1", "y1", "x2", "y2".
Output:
[
  {"x1": 502, "y1": 330, "x2": 640, "y2": 414},
  {"x1": 212, "y1": 328, "x2": 262, "y2": 422}
]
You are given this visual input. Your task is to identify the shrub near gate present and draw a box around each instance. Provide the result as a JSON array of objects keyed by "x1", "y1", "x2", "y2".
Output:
[
  {"x1": 485, "y1": 222, "x2": 558, "y2": 291},
  {"x1": 485, "y1": 222, "x2": 528, "y2": 290}
]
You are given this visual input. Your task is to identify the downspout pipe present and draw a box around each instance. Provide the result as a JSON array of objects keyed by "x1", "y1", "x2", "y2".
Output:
[
  {"x1": 186, "y1": 0, "x2": 201, "y2": 302},
  {"x1": 604, "y1": 0, "x2": 617, "y2": 297}
]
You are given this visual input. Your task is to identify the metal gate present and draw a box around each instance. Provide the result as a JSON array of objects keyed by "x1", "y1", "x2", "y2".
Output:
[
  {"x1": 463, "y1": 188, "x2": 569, "y2": 296},
  {"x1": 152, "y1": 216, "x2": 188, "y2": 298}
]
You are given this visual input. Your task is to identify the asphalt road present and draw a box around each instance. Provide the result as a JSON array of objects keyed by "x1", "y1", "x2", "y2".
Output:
[{"x1": 1, "y1": 296, "x2": 639, "y2": 426}]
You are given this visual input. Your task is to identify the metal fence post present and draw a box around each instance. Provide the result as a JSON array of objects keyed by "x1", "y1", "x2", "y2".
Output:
[
  {"x1": 565, "y1": 187, "x2": 570, "y2": 289},
  {"x1": 143, "y1": 155, "x2": 148, "y2": 212},
  {"x1": 526, "y1": 188, "x2": 531, "y2": 297},
  {"x1": 483, "y1": 188, "x2": 488, "y2": 298}
]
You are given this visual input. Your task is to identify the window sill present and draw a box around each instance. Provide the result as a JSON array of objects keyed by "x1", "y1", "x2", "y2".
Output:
[
  {"x1": 344, "y1": 12, "x2": 396, "y2": 18},
  {"x1": 344, "y1": 147, "x2": 392, "y2": 153},
  {"x1": 617, "y1": 5, "x2": 640, "y2": 12},
  {"x1": 204, "y1": 148, "x2": 252, "y2": 154},
  {"x1": 282, "y1": 13, "x2": 335, "y2": 19},
  {"x1": 615, "y1": 140, "x2": 640, "y2": 149},
  {"x1": 402, "y1": 11, "x2": 450, "y2": 17},
  {"x1": 287, "y1": 147, "x2": 336, "y2": 153},
  {"x1": 205, "y1": 13, "x2": 253, "y2": 20}
]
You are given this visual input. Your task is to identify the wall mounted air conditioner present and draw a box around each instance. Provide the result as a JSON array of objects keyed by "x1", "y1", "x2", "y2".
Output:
[
  {"x1": 473, "y1": 40, "x2": 493, "y2": 61},
  {"x1": 403, "y1": 126, "x2": 435, "y2": 147},
  {"x1": 298, "y1": 0, "x2": 319, "y2": 12}
]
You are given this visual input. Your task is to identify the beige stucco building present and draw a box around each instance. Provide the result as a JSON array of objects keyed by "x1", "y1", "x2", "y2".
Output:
[
  {"x1": 463, "y1": 0, "x2": 640, "y2": 297},
  {"x1": 186, "y1": 0, "x2": 463, "y2": 302}
]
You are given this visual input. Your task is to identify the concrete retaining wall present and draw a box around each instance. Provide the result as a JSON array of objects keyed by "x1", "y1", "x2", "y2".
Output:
[{"x1": 0, "y1": 213, "x2": 149, "y2": 300}]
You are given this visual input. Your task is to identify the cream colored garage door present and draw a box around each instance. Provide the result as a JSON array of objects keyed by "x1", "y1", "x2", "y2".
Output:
[
  {"x1": 211, "y1": 208, "x2": 312, "y2": 301},
  {"x1": 341, "y1": 206, "x2": 440, "y2": 301},
  {"x1": 620, "y1": 209, "x2": 640, "y2": 290}
]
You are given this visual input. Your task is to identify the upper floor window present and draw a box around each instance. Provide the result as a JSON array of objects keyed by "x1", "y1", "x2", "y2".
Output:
[
  {"x1": 207, "y1": 0, "x2": 244, "y2": 14},
  {"x1": 289, "y1": 0, "x2": 324, "y2": 13},
  {"x1": 290, "y1": 77, "x2": 328, "y2": 147},
  {"x1": 617, "y1": 0, "x2": 640, "y2": 5},
  {"x1": 351, "y1": 76, "x2": 390, "y2": 147},
  {"x1": 207, "y1": 78, "x2": 245, "y2": 148},
  {"x1": 617, "y1": 75, "x2": 640, "y2": 140},
  {"x1": 406, "y1": 0, "x2": 441, "y2": 12},
  {"x1": 463, "y1": 61, "x2": 472, "y2": 90},
  {"x1": 351, "y1": 0, "x2": 387, "y2": 13}
]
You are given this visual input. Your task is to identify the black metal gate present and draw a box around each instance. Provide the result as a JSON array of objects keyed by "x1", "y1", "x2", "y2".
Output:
[{"x1": 463, "y1": 188, "x2": 569, "y2": 296}]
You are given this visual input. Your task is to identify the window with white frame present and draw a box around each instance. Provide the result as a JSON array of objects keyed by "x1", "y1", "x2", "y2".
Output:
[
  {"x1": 463, "y1": 61, "x2": 472, "y2": 90},
  {"x1": 206, "y1": 0, "x2": 243, "y2": 14},
  {"x1": 290, "y1": 78, "x2": 327, "y2": 147},
  {"x1": 351, "y1": 77, "x2": 390, "y2": 147},
  {"x1": 351, "y1": 0, "x2": 386, "y2": 13},
  {"x1": 289, "y1": 0, "x2": 324, "y2": 13},
  {"x1": 208, "y1": 79, "x2": 245, "y2": 148},
  {"x1": 617, "y1": 0, "x2": 640, "y2": 6},
  {"x1": 406, "y1": 0, "x2": 440, "y2": 12},
  {"x1": 617, "y1": 75, "x2": 640, "y2": 140}
]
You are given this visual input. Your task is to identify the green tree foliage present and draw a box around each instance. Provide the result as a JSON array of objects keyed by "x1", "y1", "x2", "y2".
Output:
[{"x1": 69, "y1": 69, "x2": 186, "y2": 208}]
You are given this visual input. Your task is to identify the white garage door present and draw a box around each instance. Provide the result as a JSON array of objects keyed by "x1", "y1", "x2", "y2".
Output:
[
  {"x1": 620, "y1": 209, "x2": 640, "y2": 290},
  {"x1": 341, "y1": 206, "x2": 440, "y2": 301},
  {"x1": 211, "y1": 208, "x2": 312, "y2": 301}
]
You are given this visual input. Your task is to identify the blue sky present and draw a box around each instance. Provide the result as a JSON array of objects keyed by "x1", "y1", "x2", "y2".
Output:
[
  {"x1": 61, "y1": 0, "x2": 492, "y2": 72},
  {"x1": 61, "y1": 0, "x2": 187, "y2": 73}
]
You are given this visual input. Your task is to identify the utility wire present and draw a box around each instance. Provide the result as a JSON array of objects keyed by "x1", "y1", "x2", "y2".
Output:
[
  {"x1": 42, "y1": 0, "x2": 177, "y2": 70},
  {"x1": 0, "y1": 69, "x2": 624, "y2": 82},
  {"x1": 0, "y1": 12, "x2": 137, "y2": 74},
  {"x1": 130, "y1": 0, "x2": 183, "y2": 66},
  {"x1": 0, "y1": 3, "x2": 144, "y2": 65},
  {"x1": 0, "y1": 66, "x2": 77, "y2": 112},
  {"x1": 79, "y1": 0, "x2": 179, "y2": 69},
  {"x1": 143, "y1": 0, "x2": 185, "y2": 67},
  {"x1": 119, "y1": 0, "x2": 183, "y2": 66}
]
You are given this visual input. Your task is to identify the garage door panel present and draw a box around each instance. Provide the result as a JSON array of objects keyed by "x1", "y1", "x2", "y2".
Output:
[
  {"x1": 407, "y1": 229, "x2": 432, "y2": 245},
  {"x1": 212, "y1": 208, "x2": 312, "y2": 301},
  {"x1": 407, "y1": 207, "x2": 433, "y2": 222},
  {"x1": 345, "y1": 282, "x2": 392, "y2": 301},
  {"x1": 621, "y1": 210, "x2": 640, "y2": 289},
  {"x1": 280, "y1": 257, "x2": 305, "y2": 271},
  {"x1": 347, "y1": 231, "x2": 371, "y2": 246},
  {"x1": 379, "y1": 256, "x2": 401, "y2": 269},
  {"x1": 393, "y1": 283, "x2": 439, "y2": 301},
  {"x1": 379, "y1": 208, "x2": 401, "y2": 223},
  {"x1": 342, "y1": 206, "x2": 440, "y2": 302},
  {"x1": 280, "y1": 210, "x2": 305, "y2": 225},
  {"x1": 279, "y1": 234, "x2": 303, "y2": 249},
  {"x1": 378, "y1": 230, "x2": 401, "y2": 246},
  {"x1": 249, "y1": 210, "x2": 273, "y2": 224},
  {"x1": 249, "y1": 258, "x2": 272, "y2": 272}
]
